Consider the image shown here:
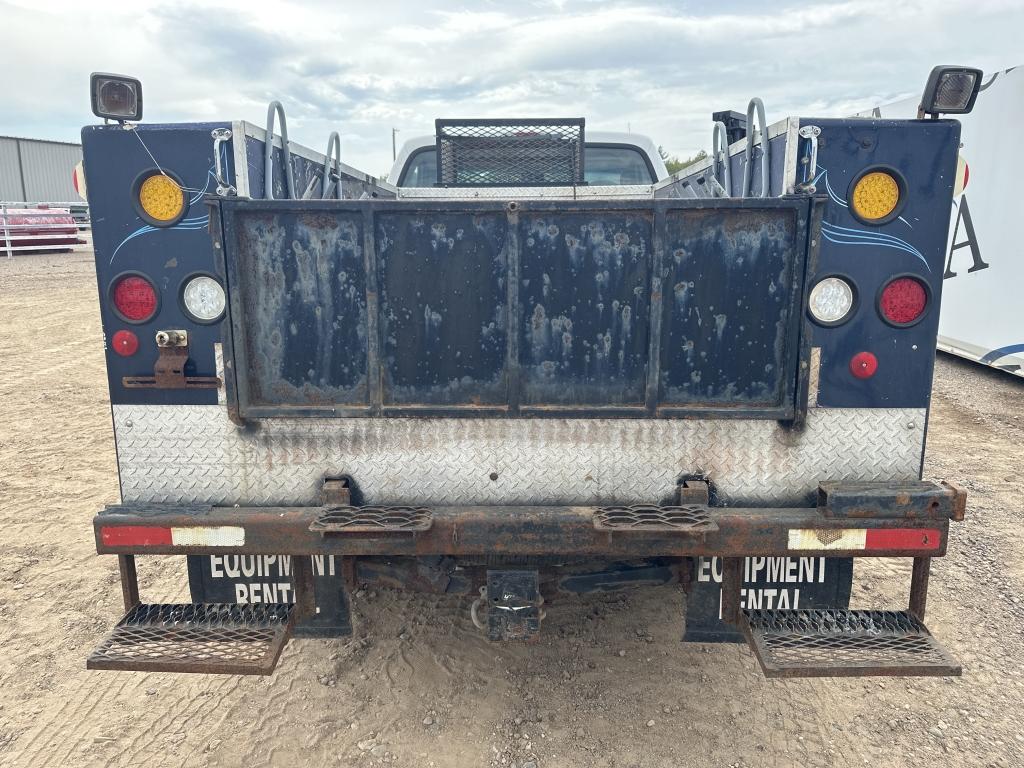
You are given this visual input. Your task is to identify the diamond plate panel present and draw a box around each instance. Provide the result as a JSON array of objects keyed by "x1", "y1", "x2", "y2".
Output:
[{"x1": 112, "y1": 406, "x2": 924, "y2": 507}]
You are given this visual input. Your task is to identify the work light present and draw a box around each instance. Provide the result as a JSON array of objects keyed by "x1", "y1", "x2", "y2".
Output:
[
  {"x1": 90, "y1": 72, "x2": 143, "y2": 122},
  {"x1": 919, "y1": 66, "x2": 982, "y2": 117}
]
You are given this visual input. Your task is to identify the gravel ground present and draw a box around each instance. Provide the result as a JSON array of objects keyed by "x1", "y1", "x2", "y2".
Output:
[{"x1": 0, "y1": 251, "x2": 1022, "y2": 768}]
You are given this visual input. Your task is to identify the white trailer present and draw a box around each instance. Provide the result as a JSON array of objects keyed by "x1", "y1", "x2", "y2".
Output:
[{"x1": 857, "y1": 67, "x2": 1024, "y2": 376}]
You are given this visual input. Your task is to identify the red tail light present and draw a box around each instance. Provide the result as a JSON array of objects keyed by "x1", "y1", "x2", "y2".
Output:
[
  {"x1": 879, "y1": 276, "x2": 928, "y2": 326},
  {"x1": 110, "y1": 274, "x2": 158, "y2": 322}
]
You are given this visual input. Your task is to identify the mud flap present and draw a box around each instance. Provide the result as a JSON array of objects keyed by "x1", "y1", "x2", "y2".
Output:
[
  {"x1": 187, "y1": 555, "x2": 351, "y2": 637},
  {"x1": 682, "y1": 556, "x2": 853, "y2": 642}
]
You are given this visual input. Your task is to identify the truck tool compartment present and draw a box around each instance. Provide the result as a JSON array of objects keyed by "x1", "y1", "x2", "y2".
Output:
[{"x1": 82, "y1": 75, "x2": 970, "y2": 677}]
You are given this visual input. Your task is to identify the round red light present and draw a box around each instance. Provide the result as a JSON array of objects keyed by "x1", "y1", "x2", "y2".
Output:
[
  {"x1": 111, "y1": 275, "x2": 158, "y2": 322},
  {"x1": 879, "y1": 277, "x2": 928, "y2": 326},
  {"x1": 111, "y1": 329, "x2": 139, "y2": 356},
  {"x1": 850, "y1": 351, "x2": 878, "y2": 379}
]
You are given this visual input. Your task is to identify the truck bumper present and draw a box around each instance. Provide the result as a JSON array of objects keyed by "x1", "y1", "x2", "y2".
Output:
[
  {"x1": 94, "y1": 500, "x2": 955, "y2": 559},
  {"x1": 87, "y1": 480, "x2": 966, "y2": 678}
]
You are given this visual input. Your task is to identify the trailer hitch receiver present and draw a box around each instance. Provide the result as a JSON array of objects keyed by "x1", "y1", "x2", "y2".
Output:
[{"x1": 485, "y1": 570, "x2": 543, "y2": 641}]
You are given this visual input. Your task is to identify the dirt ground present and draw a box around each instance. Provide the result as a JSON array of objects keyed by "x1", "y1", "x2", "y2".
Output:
[{"x1": 1, "y1": 250, "x2": 1022, "y2": 768}]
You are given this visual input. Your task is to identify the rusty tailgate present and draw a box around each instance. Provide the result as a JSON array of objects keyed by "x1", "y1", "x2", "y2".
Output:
[{"x1": 211, "y1": 196, "x2": 821, "y2": 420}]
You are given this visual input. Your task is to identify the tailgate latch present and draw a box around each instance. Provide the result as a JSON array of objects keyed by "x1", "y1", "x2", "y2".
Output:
[{"x1": 122, "y1": 330, "x2": 221, "y2": 390}]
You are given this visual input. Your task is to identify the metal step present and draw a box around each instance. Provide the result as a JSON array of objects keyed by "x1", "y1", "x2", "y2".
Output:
[
  {"x1": 310, "y1": 505, "x2": 433, "y2": 535},
  {"x1": 593, "y1": 504, "x2": 718, "y2": 534},
  {"x1": 87, "y1": 603, "x2": 295, "y2": 675},
  {"x1": 741, "y1": 608, "x2": 961, "y2": 678}
]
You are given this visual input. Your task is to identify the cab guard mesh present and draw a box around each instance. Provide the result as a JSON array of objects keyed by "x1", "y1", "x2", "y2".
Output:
[{"x1": 435, "y1": 118, "x2": 585, "y2": 186}]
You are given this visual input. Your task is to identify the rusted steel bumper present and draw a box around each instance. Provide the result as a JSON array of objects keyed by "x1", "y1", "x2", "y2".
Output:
[
  {"x1": 89, "y1": 480, "x2": 967, "y2": 678},
  {"x1": 94, "y1": 481, "x2": 964, "y2": 559}
]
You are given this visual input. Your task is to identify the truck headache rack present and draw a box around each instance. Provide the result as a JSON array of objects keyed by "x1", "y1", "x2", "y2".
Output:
[
  {"x1": 435, "y1": 118, "x2": 585, "y2": 186},
  {"x1": 87, "y1": 603, "x2": 295, "y2": 675},
  {"x1": 741, "y1": 608, "x2": 961, "y2": 678}
]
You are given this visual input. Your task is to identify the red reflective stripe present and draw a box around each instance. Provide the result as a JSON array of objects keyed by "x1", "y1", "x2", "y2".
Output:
[
  {"x1": 864, "y1": 528, "x2": 941, "y2": 551},
  {"x1": 101, "y1": 526, "x2": 173, "y2": 547}
]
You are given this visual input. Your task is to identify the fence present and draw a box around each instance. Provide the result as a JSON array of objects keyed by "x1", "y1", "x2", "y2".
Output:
[{"x1": 1, "y1": 202, "x2": 90, "y2": 257}]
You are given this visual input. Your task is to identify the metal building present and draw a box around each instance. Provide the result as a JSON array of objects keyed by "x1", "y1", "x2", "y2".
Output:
[{"x1": 0, "y1": 135, "x2": 82, "y2": 202}]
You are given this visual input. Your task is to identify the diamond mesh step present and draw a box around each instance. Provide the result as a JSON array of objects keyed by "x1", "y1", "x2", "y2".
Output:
[
  {"x1": 310, "y1": 505, "x2": 433, "y2": 535},
  {"x1": 87, "y1": 603, "x2": 294, "y2": 675},
  {"x1": 592, "y1": 505, "x2": 718, "y2": 534},
  {"x1": 742, "y1": 609, "x2": 961, "y2": 678}
]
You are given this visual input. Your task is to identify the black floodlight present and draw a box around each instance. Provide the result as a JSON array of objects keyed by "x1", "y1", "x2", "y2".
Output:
[
  {"x1": 90, "y1": 72, "x2": 143, "y2": 122},
  {"x1": 919, "y1": 66, "x2": 982, "y2": 117}
]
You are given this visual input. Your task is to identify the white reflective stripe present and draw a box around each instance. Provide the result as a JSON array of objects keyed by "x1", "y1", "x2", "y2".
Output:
[
  {"x1": 170, "y1": 526, "x2": 245, "y2": 547},
  {"x1": 787, "y1": 528, "x2": 867, "y2": 550}
]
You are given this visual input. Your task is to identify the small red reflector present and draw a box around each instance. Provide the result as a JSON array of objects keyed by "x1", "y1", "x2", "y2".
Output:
[
  {"x1": 865, "y1": 528, "x2": 941, "y2": 551},
  {"x1": 879, "y1": 277, "x2": 928, "y2": 325},
  {"x1": 849, "y1": 351, "x2": 878, "y2": 379},
  {"x1": 111, "y1": 275, "x2": 158, "y2": 322},
  {"x1": 100, "y1": 526, "x2": 172, "y2": 547},
  {"x1": 111, "y1": 329, "x2": 139, "y2": 356}
]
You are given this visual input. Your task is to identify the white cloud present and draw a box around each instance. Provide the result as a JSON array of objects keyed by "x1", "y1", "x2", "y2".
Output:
[{"x1": 0, "y1": 0, "x2": 1020, "y2": 175}]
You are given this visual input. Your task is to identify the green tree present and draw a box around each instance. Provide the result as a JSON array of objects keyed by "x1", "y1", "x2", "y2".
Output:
[{"x1": 658, "y1": 146, "x2": 708, "y2": 175}]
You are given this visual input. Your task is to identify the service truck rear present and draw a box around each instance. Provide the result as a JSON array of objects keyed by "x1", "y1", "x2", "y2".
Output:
[{"x1": 80, "y1": 67, "x2": 979, "y2": 677}]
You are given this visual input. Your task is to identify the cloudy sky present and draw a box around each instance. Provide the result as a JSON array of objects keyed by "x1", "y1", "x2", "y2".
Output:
[{"x1": 2, "y1": 0, "x2": 1021, "y2": 175}]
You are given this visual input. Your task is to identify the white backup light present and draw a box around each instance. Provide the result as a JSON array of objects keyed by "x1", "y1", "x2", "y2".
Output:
[
  {"x1": 182, "y1": 275, "x2": 226, "y2": 322},
  {"x1": 808, "y1": 277, "x2": 855, "y2": 325}
]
